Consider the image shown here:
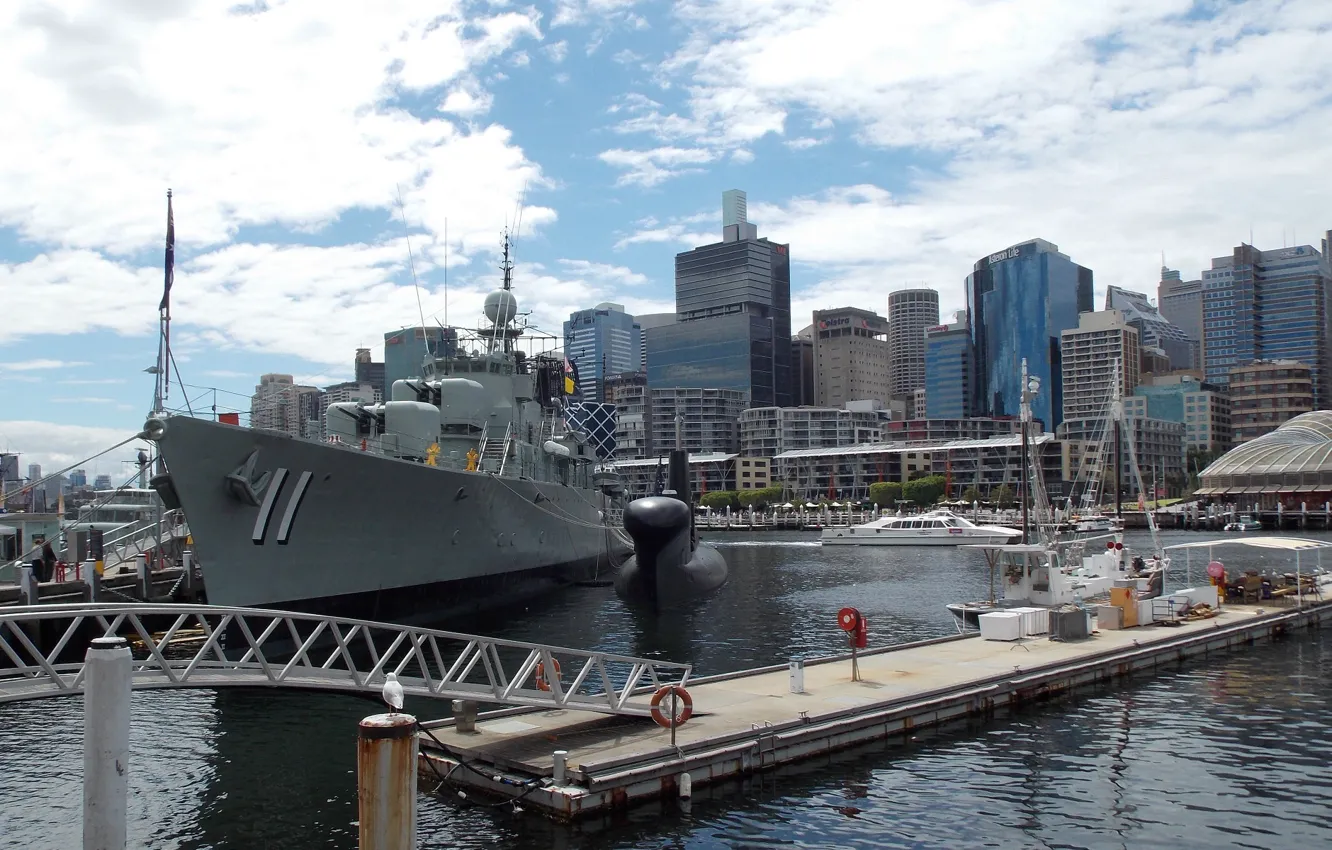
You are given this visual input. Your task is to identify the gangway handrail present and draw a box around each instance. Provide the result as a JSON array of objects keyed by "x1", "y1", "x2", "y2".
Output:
[{"x1": 0, "y1": 603, "x2": 691, "y2": 717}]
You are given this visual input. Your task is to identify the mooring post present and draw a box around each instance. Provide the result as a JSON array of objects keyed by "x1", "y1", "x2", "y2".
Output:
[
  {"x1": 19, "y1": 564, "x2": 38, "y2": 606},
  {"x1": 552, "y1": 750, "x2": 568, "y2": 785},
  {"x1": 87, "y1": 558, "x2": 101, "y2": 602},
  {"x1": 136, "y1": 553, "x2": 150, "y2": 600},
  {"x1": 358, "y1": 713, "x2": 417, "y2": 850},
  {"x1": 182, "y1": 549, "x2": 197, "y2": 596},
  {"x1": 84, "y1": 636, "x2": 131, "y2": 850}
]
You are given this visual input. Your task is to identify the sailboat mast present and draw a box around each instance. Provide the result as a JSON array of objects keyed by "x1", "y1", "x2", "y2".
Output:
[{"x1": 1020, "y1": 358, "x2": 1030, "y2": 545}]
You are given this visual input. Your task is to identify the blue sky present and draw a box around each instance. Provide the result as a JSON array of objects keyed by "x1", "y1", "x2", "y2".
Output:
[{"x1": 3, "y1": 0, "x2": 1332, "y2": 473}]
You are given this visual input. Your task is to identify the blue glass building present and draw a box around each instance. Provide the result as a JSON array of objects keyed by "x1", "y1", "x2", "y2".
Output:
[
  {"x1": 966, "y1": 239, "x2": 1093, "y2": 431},
  {"x1": 646, "y1": 313, "x2": 771, "y2": 401},
  {"x1": 562, "y1": 303, "x2": 642, "y2": 404},
  {"x1": 924, "y1": 313, "x2": 972, "y2": 419},
  {"x1": 1203, "y1": 240, "x2": 1332, "y2": 407}
]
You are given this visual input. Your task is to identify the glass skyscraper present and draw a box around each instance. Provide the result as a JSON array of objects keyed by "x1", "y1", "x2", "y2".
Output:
[
  {"x1": 924, "y1": 311, "x2": 971, "y2": 419},
  {"x1": 562, "y1": 303, "x2": 643, "y2": 403},
  {"x1": 1203, "y1": 238, "x2": 1332, "y2": 407},
  {"x1": 648, "y1": 190, "x2": 792, "y2": 407},
  {"x1": 384, "y1": 326, "x2": 454, "y2": 388},
  {"x1": 966, "y1": 239, "x2": 1093, "y2": 430}
]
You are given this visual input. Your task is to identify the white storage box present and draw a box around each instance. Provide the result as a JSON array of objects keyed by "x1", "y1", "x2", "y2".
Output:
[
  {"x1": 1138, "y1": 598, "x2": 1158, "y2": 625},
  {"x1": 1010, "y1": 606, "x2": 1050, "y2": 637},
  {"x1": 978, "y1": 611, "x2": 1022, "y2": 641}
]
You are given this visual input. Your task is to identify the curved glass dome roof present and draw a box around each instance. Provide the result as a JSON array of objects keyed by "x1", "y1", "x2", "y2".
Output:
[{"x1": 1202, "y1": 411, "x2": 1332, "y2": 478}]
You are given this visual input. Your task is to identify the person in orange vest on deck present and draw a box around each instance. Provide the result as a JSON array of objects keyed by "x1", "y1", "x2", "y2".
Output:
[{"x1": 466, "y1": 447, "x2": 479, "y2": 471}]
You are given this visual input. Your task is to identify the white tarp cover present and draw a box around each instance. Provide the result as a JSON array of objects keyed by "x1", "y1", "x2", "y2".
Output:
[{"x1": 1165, "y1": 537, "x2": 1332, "y2": 552}]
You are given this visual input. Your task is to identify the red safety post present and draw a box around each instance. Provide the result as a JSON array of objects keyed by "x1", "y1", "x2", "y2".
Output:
[{"x1": 837, "y1": 607, "x2": 865, "y2": 682}]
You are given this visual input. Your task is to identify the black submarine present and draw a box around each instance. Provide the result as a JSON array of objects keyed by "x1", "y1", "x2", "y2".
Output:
[{"x1": 614, "y1": 449, "x2": 728, "y2": 611}]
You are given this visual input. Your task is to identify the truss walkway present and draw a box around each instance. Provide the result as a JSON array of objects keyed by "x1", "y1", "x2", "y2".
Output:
[{"x1": 0, "y1": 603, "x2": 691, "y2": 716}]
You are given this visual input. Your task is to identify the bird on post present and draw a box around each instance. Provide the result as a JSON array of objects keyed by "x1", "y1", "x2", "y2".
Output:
[{"x1": 382, "y1": 672, "x2": 404, "y2": 713}]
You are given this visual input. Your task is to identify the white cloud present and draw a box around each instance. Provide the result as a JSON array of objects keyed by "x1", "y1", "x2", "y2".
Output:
[
  {"x1": 510, "y1": 50, "x2": 531, "y2": 67},
  {"x1": 612, "y1": 49, "x2": 641, "y2": 65},
  {"x1": 784, "y1": 137, "x2": 826, "y2": 150},
  {"x1": 552, "y1": 0, "x2": 644, "y2": 28},
  {"x1": 0, "y1": 2, "x2": 545, "y2": 255},
  {"x1": 558, "y1": 259, "x2": 649, "y2": 287},
  {"x1": 598, "y1": 146, "x2": 716, "y2": 187},
  {"x1": 0, "y1": 420, "x2": 147, "y2": 476},
  {"x1": 730, "y1": 149, "x2": 754, "y2": 164},
  {"x1": 439, "y1": 86, "x2": 495, "y2": 116},
  {"x1": 0, "y1": 359, "x2": 93, "y2": 371},
  {"x1": 544, "y1": 40, "x2": 569, "y2": 63},
  {"x1": 599, "y1": 0, "x2": 1332, "y2": 325}
]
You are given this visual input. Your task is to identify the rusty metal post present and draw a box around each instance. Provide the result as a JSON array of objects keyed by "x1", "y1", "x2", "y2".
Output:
[{"x1": 358, "y1": 713, "x2": 417, "y2": 850}]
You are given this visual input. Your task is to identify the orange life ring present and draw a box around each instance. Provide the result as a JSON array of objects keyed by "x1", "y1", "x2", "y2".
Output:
[
  {"x1": 649, "y1": 685, "x2": 693, "y2": 729},
  {"x1": 535, "y1": 659, "x2": 561, "y2": 691}
]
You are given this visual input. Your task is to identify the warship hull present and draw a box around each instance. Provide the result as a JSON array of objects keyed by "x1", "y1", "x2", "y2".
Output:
[{"x1": 153, "y1": 416, "x2": 627, "y2": 622}]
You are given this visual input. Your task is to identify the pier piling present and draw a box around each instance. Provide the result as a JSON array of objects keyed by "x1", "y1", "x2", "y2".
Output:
[
  {"x1": 358, "y1": 713, "x2": 417, "y2": 850},
  {"x1": 83, "y1": 636, "x2": 131, "y2": 850}
]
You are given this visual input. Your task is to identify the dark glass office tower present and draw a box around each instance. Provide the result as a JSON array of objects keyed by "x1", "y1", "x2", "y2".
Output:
[
  {"x1": 966, "y1": 239, "x2": 1093, "y2": 431},
  {"x1": 648, "y1": 190, "x2": 792, "y2": 407}
]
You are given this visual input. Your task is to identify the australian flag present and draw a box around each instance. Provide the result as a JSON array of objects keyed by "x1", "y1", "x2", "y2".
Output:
[{"x1": 160, "y1": 189, "x2": 174, "y2": 312}]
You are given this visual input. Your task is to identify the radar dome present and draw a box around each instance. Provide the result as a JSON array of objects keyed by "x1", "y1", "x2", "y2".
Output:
[{"x1": 484, "y1": 289, "x2": 518, "y2": 325}]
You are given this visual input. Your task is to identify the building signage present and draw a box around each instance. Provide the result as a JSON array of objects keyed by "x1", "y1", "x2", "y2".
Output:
[
  {"x1": 818, "y1": 317, "x2": 880, "y2": 330},
  {"x1": 926, "y1": 324, "x2": 951, "y2": 333},
  {"x1": 975, "y1": 243, "x2": 1028, "y2": 271}
]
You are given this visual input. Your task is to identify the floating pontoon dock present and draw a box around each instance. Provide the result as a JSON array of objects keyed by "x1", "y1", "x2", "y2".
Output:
[{"x1": 418, "y1": 597, "x2": 1332, "y2": 820}]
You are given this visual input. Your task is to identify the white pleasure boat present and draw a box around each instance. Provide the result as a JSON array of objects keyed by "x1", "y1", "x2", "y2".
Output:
[
  {"x1": 820, "y1": 509, "x2": 1022, "y2": 546},
  {"x1": 1071, "y1": 514, "x2": 1124, "y2": 534}
]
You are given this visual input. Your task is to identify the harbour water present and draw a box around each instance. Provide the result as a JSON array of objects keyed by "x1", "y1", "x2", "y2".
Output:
[{"x1": 3, "y1": 529, "x2": 1331, "y2": 848}]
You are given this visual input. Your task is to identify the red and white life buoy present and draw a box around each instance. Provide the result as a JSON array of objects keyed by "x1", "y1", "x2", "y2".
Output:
[
  {"x1": 649, "y1": 685, "x2": 693, "y2": 729},
  {"x1": 535, "y1": 659, "x2": 561, "y2": 691}
]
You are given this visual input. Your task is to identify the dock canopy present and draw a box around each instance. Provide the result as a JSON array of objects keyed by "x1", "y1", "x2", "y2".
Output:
[{"x1": 1164, "y1": 537, "x2": 1332, "y2": 552}]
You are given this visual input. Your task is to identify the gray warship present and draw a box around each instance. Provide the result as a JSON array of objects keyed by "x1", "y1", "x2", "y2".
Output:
[{"x1": 144, "y1": 240, "x2": 631, "y2": 622}]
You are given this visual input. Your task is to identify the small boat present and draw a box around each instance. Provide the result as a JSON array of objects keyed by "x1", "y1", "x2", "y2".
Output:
[
  {"x1": 946, "y1": 539, "x2": 1167, "y2": 628},
  {"x1": 1224, "y1": 514, "x2": 1263, "y2": 532},
  {"x1": 820, "y1": 509, "x2": 1021, "y2": 546},
  {"x1": 1070, "y1": 514, "x2": 1123, "y2": 534}
]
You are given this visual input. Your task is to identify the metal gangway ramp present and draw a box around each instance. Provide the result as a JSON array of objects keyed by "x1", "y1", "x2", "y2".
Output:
[{"x1": 0, "y1": 603, "x2": 691, "y2": 714}]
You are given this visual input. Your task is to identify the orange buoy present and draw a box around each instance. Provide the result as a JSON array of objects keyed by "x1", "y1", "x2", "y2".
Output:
[
  {"x1": 535, "y1": 659, "x2": 561, "y2": 691},
  {"x1": 649, "y1": 685, "x2": 693, "y2": 729}
]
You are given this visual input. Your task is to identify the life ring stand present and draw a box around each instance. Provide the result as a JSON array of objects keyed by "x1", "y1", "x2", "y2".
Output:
[
  {"x1": 535, "y1": 659, "x2": 561, "y2": 691},
  {"x1": 649, "y1": 685, "x2": 693, "y2": 729}
]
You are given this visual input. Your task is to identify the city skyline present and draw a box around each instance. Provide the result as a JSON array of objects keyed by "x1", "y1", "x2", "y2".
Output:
[{"x1": 4, "y1": 1, "x2": 1332, "y2": 471}]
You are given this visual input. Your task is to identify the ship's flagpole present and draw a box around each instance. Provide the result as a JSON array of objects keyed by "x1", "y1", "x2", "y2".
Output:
[{"x1": 154, "y1": 189, "x2": 175, "y2": 415}]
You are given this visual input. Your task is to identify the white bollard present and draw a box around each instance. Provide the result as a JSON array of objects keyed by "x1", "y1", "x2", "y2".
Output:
[
  {"x1": 20, "y1": 565, "x2": 39, "y2": 606},
  {"x1": 358, "y1": 713, "x2": 417, "y2": 850},
  {"x1": 789, "y1": 658, "x2": 805, "y2": 694},
  {"x1": 552, "y1": 750, "x2": 568, "y2": 785},
  {"x1": 84, "y1": 636, "x2": 131, "y2": 850},
  {"x1": 679, "y1": 772, "x2": 692, "y2": 799}
]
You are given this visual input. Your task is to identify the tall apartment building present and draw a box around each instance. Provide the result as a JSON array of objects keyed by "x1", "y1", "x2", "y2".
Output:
[
  {"x1": 562, "y1": 303, "x2": 642, "y2": 403},
  {"x1": 250, "y1": 374, "x2": 320, "y2": 438},
  {"x1": 384, "y1": 326, "x2": 453, "y2": 389},
  {"x1": 1228, "y1": 359, "x2": 1316, "y2": 443},
  {"x1": 739, "y1": 406, "x2": 884, "y2": 458},
  {"x1": 1104, "y1": 285, "x2": 1197, "y2": 371},
  {"x1": 1059, "y1": 310, "x2": 1140, "y2": 422},
  {"x1": 648, "y1": 190, "x2": 791, "y2": 407},
  {"x1": 881, "y1": 417, "x2": 1023, "y2": 445},
  {"x1": 812, "y1": 307, "x2": 891, "y2": 407},
  {"x1": 924, "y1": 311, "x2": 971, "y2": 419},
  {"x1": 791, "y1": 327, "x2": 816, "y2": 406},
  {"x1": 1122, "y1": 374, "x2": 1231, "y2": 454},
  {"x1": 887, "y1": 288, "x2": 939, "y2": 396},
  {"x1": 609, "y1": 386, "x2": 747, "y2": 459},
  {"x1": 1157, "y1": 267, "x2": 1203, "y2": 350},
  {"x1": 967, "y1": 239, "x2": 1094, "y2": 431},
  {"x1": 1202, "y1": 238, "x2": 1332, "y2": 407},
  {"x1": 354, "y1": 348, "x2": 386, "y2": 399},
  {"x1": 649, "y1": 388, "x2": 747, "y2": 456}
]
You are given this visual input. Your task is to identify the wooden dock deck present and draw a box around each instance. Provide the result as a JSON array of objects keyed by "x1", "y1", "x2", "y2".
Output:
[{"x1": 417, "y1": 597, "x2": 1332, "y2": 820}]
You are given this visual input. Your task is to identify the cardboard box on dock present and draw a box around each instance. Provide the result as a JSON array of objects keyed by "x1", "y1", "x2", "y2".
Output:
[
  {"x1": 1096, "y1": 604, "x2": 1124, "y2": 630},
  {"x1": 1110, "y1": 585, "x2": 1139, "y2": 627}
]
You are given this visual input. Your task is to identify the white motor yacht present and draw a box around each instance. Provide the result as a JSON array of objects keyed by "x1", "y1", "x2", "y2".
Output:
[
  {"x1": 820, "y1": 509, "x2": 1022, "y2": 546},
  {"x1": 1071, "y1": 514, "x2": 1124, "y2": 534},
  {"x1": 1224, "y1": 514, "x2": 1263, "y2": 532}
]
